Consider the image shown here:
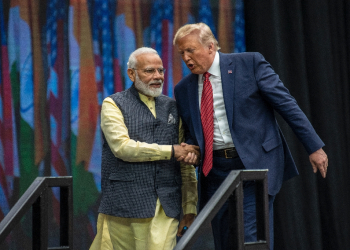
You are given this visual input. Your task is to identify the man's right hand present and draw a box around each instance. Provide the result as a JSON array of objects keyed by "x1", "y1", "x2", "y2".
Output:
[{"x1": 173, "y1": 143, "x2": 200, "y2": 165}]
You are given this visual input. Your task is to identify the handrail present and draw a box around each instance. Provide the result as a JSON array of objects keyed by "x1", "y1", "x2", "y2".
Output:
[
  {"x1": 0, "y1": 176, "x2": 73, "y2": 250},
  {"x1": 174, "y1": 170, "x2": 269, "y2": 250}
]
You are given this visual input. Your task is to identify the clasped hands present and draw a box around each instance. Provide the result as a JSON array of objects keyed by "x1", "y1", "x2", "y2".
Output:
[{"x1": 173, "y1": 143, "x2": 200, "y2": 165}]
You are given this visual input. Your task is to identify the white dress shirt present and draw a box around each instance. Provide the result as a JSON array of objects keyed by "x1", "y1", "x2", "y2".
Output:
[{"x1": 198, "y1": 52, "x2": 235, "y2": 150}]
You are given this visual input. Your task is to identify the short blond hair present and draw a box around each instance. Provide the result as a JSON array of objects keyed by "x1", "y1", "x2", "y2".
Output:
[{"x1": 173, "y1": 23, "x2": 220, "y2": 50}]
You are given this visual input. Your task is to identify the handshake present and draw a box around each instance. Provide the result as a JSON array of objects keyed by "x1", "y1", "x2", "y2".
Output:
[{"x1": 173, "y1": 143, "x2": 201, "y2": 165}]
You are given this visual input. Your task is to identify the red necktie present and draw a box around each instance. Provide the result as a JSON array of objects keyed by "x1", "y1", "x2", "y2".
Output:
[{"x1": 201, "y1": 72, "x2": 214, "y2": 176}]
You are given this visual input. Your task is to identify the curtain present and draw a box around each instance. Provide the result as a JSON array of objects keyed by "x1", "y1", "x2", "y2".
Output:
[{"x1": 245, "y1": 0, "x2": 350, "y2": 249}]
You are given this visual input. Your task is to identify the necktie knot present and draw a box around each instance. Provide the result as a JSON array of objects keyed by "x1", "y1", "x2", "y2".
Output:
[{"x1": 203, "y1": 72, "x2": 211, "y2": 81}]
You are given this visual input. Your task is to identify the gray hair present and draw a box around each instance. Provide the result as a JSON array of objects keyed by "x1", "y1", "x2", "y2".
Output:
[
  {"x1": 173, "y1": 22, "x2": 220, "y2": 50},
  {"x1": 127, "y1": 47, "x2": 159, "y2": 69}
]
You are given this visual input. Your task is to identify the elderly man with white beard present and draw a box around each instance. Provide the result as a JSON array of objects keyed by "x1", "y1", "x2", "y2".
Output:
[{"x1": 90, "y1": 47, "x2": 199, "y2": 250}]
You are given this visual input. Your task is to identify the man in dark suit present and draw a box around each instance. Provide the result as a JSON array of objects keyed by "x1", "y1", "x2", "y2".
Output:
[{"x1": 173, "y1": 23, "x2": 328, "y2": 250}]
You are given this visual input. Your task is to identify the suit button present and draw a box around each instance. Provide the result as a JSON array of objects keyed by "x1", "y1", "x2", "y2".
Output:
[
  {"x1": 156, "y1": 185, "x2": 158, "y2": 189},
  {"x1": 157, "y1": 170, "x2": 160, "y2": 174}
]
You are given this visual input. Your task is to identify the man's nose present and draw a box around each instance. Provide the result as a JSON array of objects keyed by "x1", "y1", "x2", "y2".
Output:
[
  {"x1": 182, "y1": 53, "x2": 190, "y2": 62},
  {"x1": 153, "y1": 70, "x2": 163, "y2": 79}
]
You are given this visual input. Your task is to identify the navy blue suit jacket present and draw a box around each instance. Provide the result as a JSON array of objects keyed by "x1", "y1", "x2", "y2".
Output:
[{"x1": 174, "y1": 52, "x2": 324, "y2": 195}]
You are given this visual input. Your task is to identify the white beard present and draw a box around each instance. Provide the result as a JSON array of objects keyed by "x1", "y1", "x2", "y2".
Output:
[{"x1": 134, "y1": 73, "x2": 164, "y2": 97}]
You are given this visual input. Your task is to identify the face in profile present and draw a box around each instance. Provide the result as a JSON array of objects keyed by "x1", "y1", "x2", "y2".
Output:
[{"x1": 176, "y1": 32, "x2": 215, "y2": 75}]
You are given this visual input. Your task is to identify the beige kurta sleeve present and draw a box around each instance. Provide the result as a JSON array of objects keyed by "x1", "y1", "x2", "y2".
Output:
[
  {"x1": 101, "y1": 97, "x2": 172, "y2": 162},
  {"x1": 179, "y1": 119, "x2": 198, "y2": 215}
]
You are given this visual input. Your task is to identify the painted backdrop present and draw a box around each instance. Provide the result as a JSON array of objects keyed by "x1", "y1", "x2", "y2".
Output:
[{"x1": 0, "y1": 0, "x2": 245, "y2": 249}]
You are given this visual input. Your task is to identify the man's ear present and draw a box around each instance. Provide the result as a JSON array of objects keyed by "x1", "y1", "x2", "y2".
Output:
[
  {"x1": 208, "y1": 42, "x2": 215, "y2": 53},
  {"x1": 127, "y1": 68, "x2": 136, "y2": 82}
]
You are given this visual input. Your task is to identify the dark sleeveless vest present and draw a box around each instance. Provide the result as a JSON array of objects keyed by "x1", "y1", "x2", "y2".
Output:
[{"x1": 98, "y1": 85, "x2": 182, "y2": 219}]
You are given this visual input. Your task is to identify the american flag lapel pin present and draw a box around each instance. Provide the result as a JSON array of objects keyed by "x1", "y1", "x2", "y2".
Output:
[{"x1": 228, "y1": 70, "x2": 232, "y2": 74}]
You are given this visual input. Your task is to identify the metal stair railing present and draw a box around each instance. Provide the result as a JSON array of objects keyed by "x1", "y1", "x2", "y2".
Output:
[
  {"x1": 174, "y1": 170, "x2": 270, "y2": 250},
  {"x1": 0, "y1": 176, "x2": 73, "y2": 250}
]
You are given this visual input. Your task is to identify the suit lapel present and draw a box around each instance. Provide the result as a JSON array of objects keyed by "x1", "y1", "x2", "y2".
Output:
[
  {"x1": 187, "y1": 74, "x2": 204, "y2": 149},
  {"x1": 219, "y1": 52, "x2": 235, "y2": 131}
]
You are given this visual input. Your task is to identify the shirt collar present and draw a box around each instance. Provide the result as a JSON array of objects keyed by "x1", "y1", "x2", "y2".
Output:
[
  {"x1": 139, "y1": 92, "x2": 154, "y2": 102},
  {"x1": 207, "y1": 51, "x2": 220, "y2": 77}
]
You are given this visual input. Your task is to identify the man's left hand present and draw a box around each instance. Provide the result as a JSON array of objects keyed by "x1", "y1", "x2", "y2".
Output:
[
  {"x1": 309, "y1": 148, "x2": 328, "y2": 178},
  {"x1": 177, "y1": 213, "x2": 195, "y2": 237}
]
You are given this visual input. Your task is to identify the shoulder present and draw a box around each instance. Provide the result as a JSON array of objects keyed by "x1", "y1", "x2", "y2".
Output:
[
  {"x1": 110, "y1": 88, "x2": 129, "y2": 98},
  {"x1": 175, "y1": 73, "x2": 196, "y2": 92},
  {"x1": 108, "y1": 89, "x2": 133, "y2": 106},
  {"x1": 157, "y1": 94, "x2": 176, "y2": 104},
  {"x1": 109, "y1": 91, "x2": 122, "y2": 100},
  {"x1": 176, "y1": 73, "x2": 192, "y2": 86},
  {"x1": 220, "y1": 51, "x2": 264, "y2": 62},
  {"x1": 220, "y1": 52, "x2": 268, "y2": 73}
]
